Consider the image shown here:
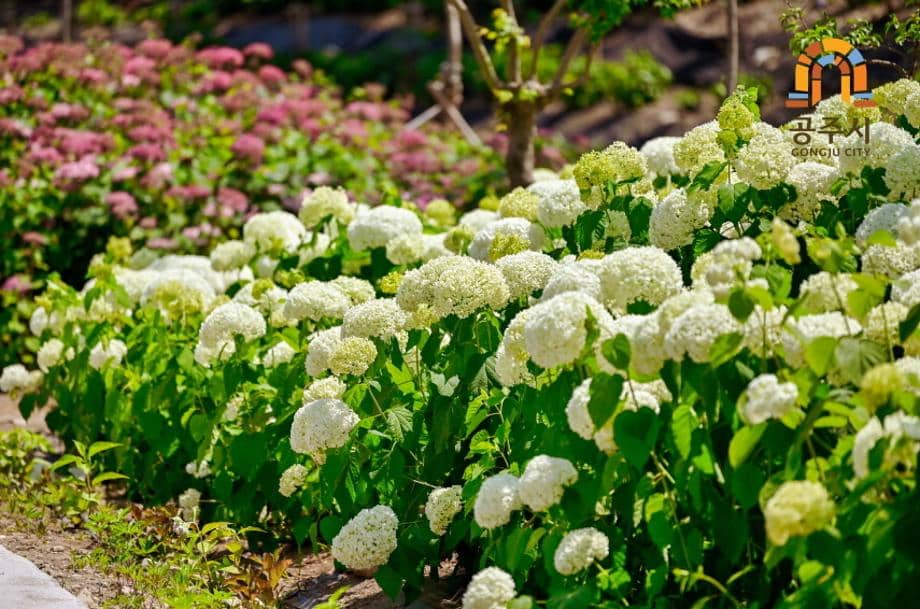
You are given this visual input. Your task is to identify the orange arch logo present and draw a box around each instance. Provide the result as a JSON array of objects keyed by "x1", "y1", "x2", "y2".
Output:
[{"x1": 786, "y1": 38, "x2": 876, "y2": 108}]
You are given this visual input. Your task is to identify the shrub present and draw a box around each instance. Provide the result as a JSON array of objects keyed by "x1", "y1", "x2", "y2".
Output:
[{"x1": 8, "y1": 82, "x2": 920, "y2": 608}]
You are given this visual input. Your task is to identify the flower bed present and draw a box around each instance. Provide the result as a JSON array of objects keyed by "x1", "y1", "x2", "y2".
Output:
[
  {"x1": 0, "y1": 35, "x2": 532, "y2": 356},
  {"x1": 5, "y1": 81, "x2": 920, "y2": 608}
]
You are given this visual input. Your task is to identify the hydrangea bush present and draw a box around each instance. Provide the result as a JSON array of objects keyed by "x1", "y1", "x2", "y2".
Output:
[
  {"x1": 7, "y1": 81, "x2": 920, "y2": 608},
  {"x1": 0, "y1": 34, "x2": 534, "y2": 360}
]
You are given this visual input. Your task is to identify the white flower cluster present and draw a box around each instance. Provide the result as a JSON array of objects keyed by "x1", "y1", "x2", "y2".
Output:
[
  {"x1": 397, "y1": 256, "x2": 510, "y2": 322},
  {"x1": 474, "y1": 472, "x2": 522, "y2": 530},
  {"x1": 284, "y1": 281, "x2": 352, "y2": 322},
  {"x1": 553, "y1": 527, "x2": 610, "y2": 575},
  {"x1": 342, "y1": 298, "x2": 407, "y2": 341},
  {"x1": 467, "y1": 217, "x2": 545, "y2": 261},
  {"x1": 597, "y1": 246, "x2": 683, "y2": 313},
  {"x1": 461, "y1": 567, "x2": 517, "y2": 609},
  {"x1": 302, "y1": 376, "x2": 347, "y2": 403},
  {"x1": 262, "y1": 340, "x2": 296, "y2": 367},
  {"x1": 852, "y1": 411, "x2": 920, "y2": 479},
  {"x1": 664, "y1": 303, "x2": 738, "y2": 363},
  {"x1": 347, "y1": 205, "x2": 422, "y2": 251},
  {"x1": 424, "y1": 485, "x2": 463, "y2": 535},
  {"x1": 691, "y1": 237, "x2": 762, "y2": 298},
  {"x1": 495, "y1": 251, "x2": 558, "y2": 299},
  {"x1": 278, "y1": 464, "x2": 309, "y2": 497},
  {"x1": 331, "y1": 505, "x2": 399, "y2": 571},
  {"x1": 0, "y1": 364, "x2": 42, "y2": 394},
  {"x1": 523, "y1": 291, "x2": 613, "y2": 369},
  {"x1": 289, "y1": 398, "x2": 360, "y2": 464},
  {"x1": 299, "y1": 186, "x2": 355, "y2": 228},
  {"x1": 763, "y1": 480, "x2": 834, "y2": 546},
  {"x1": 37, "y1": 338, "x2": 73, "y2": 372},
  {"x1": 735, "y1": 122, "x2": 797, "y2": 190},
  {"x1": 518, "y1": 455, "x2": 578, "y2": 512},
  {"x1": 527, "y1": 178, "x2": 586, "y2": 228},
  {"x1": 739, "y1": 374, "x2": 798, "y2": 424},
  {"x1": 210, "y1": 240, "x2": 256, "y2": 271},
  {"x1": 243, "y1": 210, "x2": 307, "y2": 253},
  {"x1": 89, "y1": 339, "x2": 128, "y2": 370},
  {"x1": 194, "y1": 303, "x2": 266, "y2": 367},
  {"x1": 640, "y1": 136, "x2": 681, "y2": 176},
  {"x1": 649, "y1": 188, "x2": 713, "y2": 251}
]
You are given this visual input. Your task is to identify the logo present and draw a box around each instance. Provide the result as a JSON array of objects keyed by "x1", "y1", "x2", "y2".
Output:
[{"x1": 785, "y1": 38, "x2": 876, "y2": 108}]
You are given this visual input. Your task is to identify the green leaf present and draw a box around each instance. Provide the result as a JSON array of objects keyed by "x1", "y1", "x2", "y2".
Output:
[
  {"x1": 804, "y1": 336, "x2": 837, "y2": 376},
  {"x1": 509, "y1": 597, "x2": 535, "y2": 609},
  {"x1": 613, "y1": 408, "x2": 659, "y2": 470},
  {"x1": 671, "y1": 405, "x2": 697, "y2": 460},
  {"x1": 384, "y1": 406, "x2": 413, "y2": 442},
  {"x1": 50, "y1": 454, "x2": 79, "y2": 472},
  {"x1": 709, "y1": 332, "x2": 743, "y2": 366},
  {"x1": 731, "y1": 462, "x2": 765, "y2": 509},
  {"x1": 834, "y1": 337, "x2": 887, "y2": 385},
  {"x1": 900, "y1": 303, "x2": 920, "y2": 342},
  {"x1": 374, "y1": 564, "x2": 403, "y2": 599},
  {"x1": 588, "y1": 373, "x2": 624, "y2": 428},
  {"x1": 728, "y1": 288, "x2": 755, "y2": 322},
  {"x1": 728, "y1": 424, "x2": 765, "y2": 468},
  {"x1": 92, "y1": 472, "x2": 129, "y2": 485},
  {"x1": 601, "y1": 333, "x2": 631, "y2": 370},
  {"x1": 87, "y1": 441, "x2": 122, "y2": 459}
]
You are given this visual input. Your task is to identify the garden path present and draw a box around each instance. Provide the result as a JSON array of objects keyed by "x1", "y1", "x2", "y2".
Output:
[{"x1": 0, "y1": 544, "x2": 88, "y2": 609}]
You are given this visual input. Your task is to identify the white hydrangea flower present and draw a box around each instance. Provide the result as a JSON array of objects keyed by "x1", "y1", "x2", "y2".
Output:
[
  {"x1": 459, "y1": 209, "x2": 500, "y2": 232},
  {"x1": 527, "y1": 178, "x2": 586, "y2": 228},
  {"x1": 838, "y1": 122, "x2": 915, "y2": 175},
  {"x1": 0, "y1": 364, "x2": 43, "y2": 394},
  {"x1": 185, "y1": 460, "x2": 212, "y2": 479},
  {"x1": 147, "y1": 255, "x2": 227, "y2": 292},
  {"x1": 178, "y1": 488, "x2": 201, "y2": 520},
  {"x1": 341, "y1": 298, "x2": 407, "y2": 341},
  {"x1": 461, "y1": 567, "x2": 516, "y2": 609},
  {"x1": 303, "y1": 376, "x2": 347, "y2": 403},
  {"x1": 278, "y1": 464, "x2": 309, "y2": 497},
  {"x1": 674, "y1": 120, "x2": 725, "y2": 175},
  {"x1": 29, "y1": 306, "x2": 49, "y2": 336},
  {"x1": 640, "y1": 136, "x2": 681, "y2": 176},
  {"x1": 420, "y1": 233, "x2": 453, "y2": 261},
  {"x1": 895, "y1": 199, "x2": 920, "y2": 245},
  {"x1": 347, "y1": 206, "x2": 422, "y2": 251},
  {"x1": 299, "y1": 186, "x2": 355, "y2": 228},
  {"x1": 89, "y1": 339, "x2": 128, "y2": 370},
  {"x1": 763, "y1": 481, "x2": 835, "y2": 546},
  {"x1": 736, "y1": 122, "x2": 798, "y2": 190},
  {"x1": 327, "y1": 276, "x2": 376, "y2": 305},
  {"x1": 605, "y1": 313, "x2": 665, "y2": 376},
  {"x1": 539, "y1": 259, "x2": 603, "y2": 302},
  {"x1": 649, "y1": 188, "x2": 713, "y2": 251},
  {"x1": 739, "y1": 374, "x2": 798, "y2": 424},
  {"x1": 331, "y1": 505, "x2": 398, "y2": 571},
  {"x1": 37, "y1": 338, "x2": 72, "y2": 373},
  {"x1": 210, "y1": 240, "x2": 256, "y2": 271},
  {"x1": 523, "y1": 291, "x2": 614, "y2": 369},
  {"x1": 385, "y1": 232, "x2": 425, "y2": 265},
  {"x1": 194, "y1": 303, "x2": 266, "y2": 367},
  {"x1": 664, "y1": 303, "x2": 738, "y2": 363},
  {"x1": 141, "y1": 268, "x2": 216, "y2": 312},
  {"x1": 742, "y1": 305, "x2": 788, "y2": 358},
  {"x1": 518, "y1": 455, "x2": 578, "y2": 512},
  {"x1": 690, "y1": 237, "x2": 762, "y2": 298},
  {"x1": 861, "y1": 242, "x2": 920, "y2": 278},
  {"x1": 473, "y1": 473, "x2": 522, "y2": 529},
  {"x1": 855, "y1": 202, "x2": 908, "y2": 245},
  {"x1": 263, "y1": 341, "x2": 296, "y2": 367},
  {"x1": 495, "y1": 251, "x2": 558, "y2": 299},
  {"x1": 468, "y1": 217, "x2": 546, "y2": 261},
  {"x1": 852, "y1": 411, "x2": 920, "y2": 479},
  {"x1": 553, "y1": 527, "x2": 610, "y2": 575},
  {"x1": 656, "y1": 289, "x2": 715, "y2": 338},
  {"x1": 284, "y1": 281, "x2": 351, "y2": 322},
  {"x1": 566, "y1": 378, "x2": 596, "y2": 442},
  {"x1": 232, "y1": 281, "x2": 290, "y2": 327},
  {"x1": 799, "y1": 272, "x2": 858, "y2": 314},
  {"x1": 223, "y1": 393, "x2": 243, "y2": 421},
  {"x1": 782, "y1": 161, "x2": 838, "y2": 222},
  {"x1": 305, "y1": 327, "x2": 343, "y2": 377},
  {"x1": 781, "y1": 312, "x2": 862, "y2": 368},
  {"x1": 885, "y1": 147, "x2": 920, "y2": 202},
  {"x1": 864, "y1": 301, "x2": 908, "y2": 348},
  {"x1": 424, "y1": 486, "x2": 463, "y2": 535},
  {"x1": 243, "y1": 211, "x2": 307, "y2": 253},
  {"x1": 290, "y1": 398, "x2": 360, "y2": 464},
  {"x1": 597, "y1": 246, "x2": 683, "y2": 313},
  {"x1": 397, "y1": 256, "x2": 510, "y2": 322}
]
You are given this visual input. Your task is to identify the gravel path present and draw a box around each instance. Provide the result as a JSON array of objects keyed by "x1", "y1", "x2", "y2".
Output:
[{"x1": 0, "y1": 544, "x2": 88, "y2": 609}]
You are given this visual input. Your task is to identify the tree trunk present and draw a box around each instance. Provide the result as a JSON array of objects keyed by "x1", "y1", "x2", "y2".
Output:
[
  {"x1": 726, "y1": 0, "x2": 739, "y2": 92},
  {"x1": 61, "y1": 0, "x2": 73, "y2": 42},
  {"x1": 504, "y1": 100, "x2": 536, "y2": 187}
]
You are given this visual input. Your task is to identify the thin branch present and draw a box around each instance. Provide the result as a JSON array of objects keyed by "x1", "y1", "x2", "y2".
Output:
[
  {"x1": 501, "y1": 0, "x2": 522, "y2": 85},
  {"x1": 528, "y1": 0, "x2": 568, "y2": 79},
  {"x1": 549, "y1": 28, "x2": 588, "y2": 95},
  {"x1": 446, "y1": 0, "x2": 506, "y2": 92},
  {"x1": 552, "y1": 40, "x2": 598, "y2": 98}
]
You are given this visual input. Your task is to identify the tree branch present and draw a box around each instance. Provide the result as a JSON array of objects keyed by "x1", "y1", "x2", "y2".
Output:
[
  {"x1": 501, "y1": 0, "x2": 522, "y2": 85},
  {"x1": 549, "y1": 27, "x2": 588, "y2": 95},
  {"x1": 550, "y1": 40, "x2": 598, "y2": 100},
  {"x1": 446, "y1": 0, "x2": 506, "y2": 92},
  {"x1": 527, "y1": 0, "x2": 568, "y2": 80}
]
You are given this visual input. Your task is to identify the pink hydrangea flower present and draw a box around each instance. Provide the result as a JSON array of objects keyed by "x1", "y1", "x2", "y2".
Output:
[
  {"x1": 243, "y1": 42, "x2": 274, "y2": 61},
  {"x1": 231, "y1": 133, "x2": 265, "y2": 165},
  {"x1": 197, "y1": 47, "x2": 244, "y2": 69}
]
